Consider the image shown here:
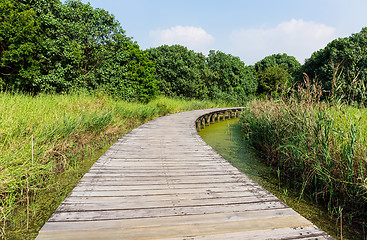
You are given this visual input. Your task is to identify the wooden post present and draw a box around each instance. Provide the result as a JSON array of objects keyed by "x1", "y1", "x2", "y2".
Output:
[
  {"x1": 206, "y1": 116, "x2": 210, "y2": 126},
  {"x1": 196, "y1": 120, "x2": 200, "y2": 132},
  {"x1": 228, "y1": 111, "x2": 231, "y2": 120},
  {"x1": 217, "y1": 113, "x2": 220, "y2": 122},
  {"x1": 201, "y1": 118, "x2": 205, "y2": 129}
]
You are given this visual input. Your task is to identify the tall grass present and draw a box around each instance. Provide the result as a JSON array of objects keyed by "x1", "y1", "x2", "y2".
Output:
[
  {"x1": 0, "y1": 92, "x2": 226, "y2": 238},
  {"x1": 241, "y1": 90, "x2": 367, "y2": 236}
]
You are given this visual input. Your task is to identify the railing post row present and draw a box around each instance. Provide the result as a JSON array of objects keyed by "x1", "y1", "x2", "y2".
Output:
[{"x1": 195, "y1": 107, "x2": 245, "y2": 132}]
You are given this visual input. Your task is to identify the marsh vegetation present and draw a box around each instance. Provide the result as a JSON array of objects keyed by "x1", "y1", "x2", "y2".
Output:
[{"x1": 1, "y1": 0, "x2": 366, "y2": 239}]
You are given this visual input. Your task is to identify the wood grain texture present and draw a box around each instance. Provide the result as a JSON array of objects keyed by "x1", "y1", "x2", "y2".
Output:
[{"x1": 37, "y1": 108, "x2": 333, "y2": 240}]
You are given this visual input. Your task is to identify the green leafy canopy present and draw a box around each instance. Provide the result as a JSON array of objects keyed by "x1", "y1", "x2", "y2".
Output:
[{"x1": 0, "y1": 0, "x2": 158, "y2": 102}]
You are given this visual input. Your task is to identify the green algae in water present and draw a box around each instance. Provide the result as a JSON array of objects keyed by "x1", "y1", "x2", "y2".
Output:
[
  {"x1": 199, "y1": 118, "x2": 358, "y2": 240},
  {"x1": 199, "y1": 118, "x2": 276, "y2": 188}
]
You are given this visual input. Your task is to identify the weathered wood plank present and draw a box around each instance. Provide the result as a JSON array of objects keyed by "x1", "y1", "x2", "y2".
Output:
[
  {"x1": 37, "y1": 215, "x2": 318, "y2": 240},
  {"x1": 57, "y1": 195, "x2": 280, "y2": 212},
  {"x1": 61, "y1": 194, "x2": 277, "y2": 204},
  {"x1": 162, "y1": 226, "x2": 333, "y2": 240},
  {"x1": 67, "y1": 187, "x2": 265, "y2": 197},
  {"x1": 37, "y1": 208, "x2": 299, "y2": 232},
  {"x1": 49, "y1": 201, "x2": 287, "y2": 222},
  {"x1": 72, "y1": 182, "x2": 260, "y2": 191},
  {"x1": 63, "y1": 191, "x2": 272, "y2": 204},
  {"x1": 78, "y1": 175, "x2": 253, "y2": 183},
  {"x1": 76, "y1": 177, "x2": 255, "y2": 185}
]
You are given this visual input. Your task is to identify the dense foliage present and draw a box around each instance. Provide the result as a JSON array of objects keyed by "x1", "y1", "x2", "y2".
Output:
[
  {"x1": 301, "y1": 27, "x2": 367, "y2": 104},
  {"x1": 207, "y1": 50, "x2": 257, "y2": 102},
  {"x1": 146, "y1": 45, "x2": 212, "y2": 99},
  {"x1": 0, "y1": 0, "x2": 41, "y2": 91},
  {"x1": 147, "y1": 46, "x2": 257, "y2": 103},
  {"x1": 254, "y1": 53, "x2": 301, "y2": 96},
  {"x1": 0, "y1": 0, "x2": 158, "y2": 102},
  {"x1": 1, "y1": 0, "x2": 366, "y2": 104}
]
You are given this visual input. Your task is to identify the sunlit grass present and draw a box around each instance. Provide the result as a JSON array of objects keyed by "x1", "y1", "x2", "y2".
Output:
[{"x1": 0, "y1": 92, "x2": 227, "y2": 238}]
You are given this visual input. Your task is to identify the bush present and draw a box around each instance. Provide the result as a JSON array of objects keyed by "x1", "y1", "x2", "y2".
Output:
[{"x1": 254, "y1": 53, "x2": 301, "y2": 96}]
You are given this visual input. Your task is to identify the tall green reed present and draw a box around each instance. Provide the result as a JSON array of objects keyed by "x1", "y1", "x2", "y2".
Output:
[{"x1": 241, "y1": 96, "x2": 366, "y2": 236}]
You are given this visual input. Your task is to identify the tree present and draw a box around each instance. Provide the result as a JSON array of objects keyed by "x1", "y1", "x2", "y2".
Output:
[
  {"x1": 0, "y1": 0, "x2": 158, "y2": 101},
  {"x1": 146, "y1": 45, "x2": 211, "y2": 99},
  {"x1": 96, "y1": 40, "x2": 158, "y2": 102},
  {"x1": 301, "y1": 27, "x2": 367, "y2": 103},
  {"x1": 0, "y1": 0, "x2": 42, "y2": 91},
  {"x1": 255, "y1": 53, "x2": 301, "y2": 75},
  {"x1": 147, "y1": 46, "x2": 257, "y2": 102},
  {"x1": 206, "y1": 50, "x2": 257, "y2": 102},
  {"x1": 256, "y1": 65, "x2": 291, "y2": 96},
  {"x1": 254, "y1": 53, "x2": 300, "y2": 95}
]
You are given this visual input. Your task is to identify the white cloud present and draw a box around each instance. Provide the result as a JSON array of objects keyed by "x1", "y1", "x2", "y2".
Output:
[
  {"x1": 229, "y1": 19, "x2": 336, "y2": 64},
  {"x1": 149, "y1": 25, "x2": 214, "y2": 53}
]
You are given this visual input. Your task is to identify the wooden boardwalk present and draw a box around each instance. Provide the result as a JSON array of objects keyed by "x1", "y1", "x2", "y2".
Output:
[{"x1": 37, "y1": 108, "x2": 333, "y2": 240}]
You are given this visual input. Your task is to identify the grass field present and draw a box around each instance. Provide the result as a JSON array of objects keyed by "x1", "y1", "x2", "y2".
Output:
[
  {"x1": 0, "y1": 92, "x2": 227, "y2": 238},
  {"x1": 241, "y1": 98, "x2": 367, "y2": 237}
]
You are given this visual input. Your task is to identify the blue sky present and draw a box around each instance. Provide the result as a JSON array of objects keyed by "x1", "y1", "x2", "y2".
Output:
[{"x1": 78, "y1": 0, "x2": 367, "y2": 65}]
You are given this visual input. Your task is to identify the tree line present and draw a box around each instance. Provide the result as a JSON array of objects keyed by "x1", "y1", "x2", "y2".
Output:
[
  {"x1": 1, "y1": 0, "x2": 366, "y2": 104},
  {"x1": 0, "y1": 0, "x2": 157, "y2": 102}
]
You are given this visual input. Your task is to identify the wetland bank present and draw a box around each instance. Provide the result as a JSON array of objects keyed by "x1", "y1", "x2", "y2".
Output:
[{"x1": 199, "y1": 118, "x2": 359, "y2": 240}]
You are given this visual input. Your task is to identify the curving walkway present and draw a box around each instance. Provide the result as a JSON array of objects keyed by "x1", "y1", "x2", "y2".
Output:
[{"x1": 37, "y1": 108, "x2": 333, "y2": 240}]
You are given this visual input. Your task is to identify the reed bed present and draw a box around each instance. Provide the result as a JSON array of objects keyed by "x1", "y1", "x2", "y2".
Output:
[
  {"x1": 241, "y1": 98, "x2": 367, "y2": 236},
  {"x1": 0, "y1": 92, "x2": 225, "y2": 238}
]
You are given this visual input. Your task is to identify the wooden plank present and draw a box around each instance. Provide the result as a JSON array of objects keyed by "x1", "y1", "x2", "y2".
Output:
[
  {"x1": 84, "y1": 169, "x2": 242, "y2": 174},
  {"x1": 61, "y1": 194, "x2": 278, "y2": 205},
  {"x1": 162, "y1": 226, "x2": 333, "y2": 240},
  {"x1": 77, "y1": 178, "x2": 253, "y2": 186},
  {"x1": 57, "y1": 195, "x2": 280, "y2": 212},
  {"x1": 63, "y1": 191, "x2": 273, "y2": 204},
  {"x1": 67, "y1": 187, "x2": 265, "y2": 197},
  {"x1": 78, "y1": 175, "x2": 253, "y2": 183},
  {"x1": 37, "y1": 215, "x2": 317, "y2": 240},
  {"x1": 38, "y1": 208, "x2": 300, "y2": 232},
  {"x1": 49, "y1": 201, "x2": 287, "y2": 222},
  {"x1": 76, "y1": 177, "x2": 256, "y2": 186},
  {"x1": 72, "y1": 182, "x2": 260, "y2": 191}
]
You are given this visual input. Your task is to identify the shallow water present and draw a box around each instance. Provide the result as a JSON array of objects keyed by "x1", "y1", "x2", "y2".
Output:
[
  {"x1": 199, "y1": 118, "x2": 358, "y2": 240},
  {"x1": 199, "y1": 118, "x2": 277, "y2": 189}
]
